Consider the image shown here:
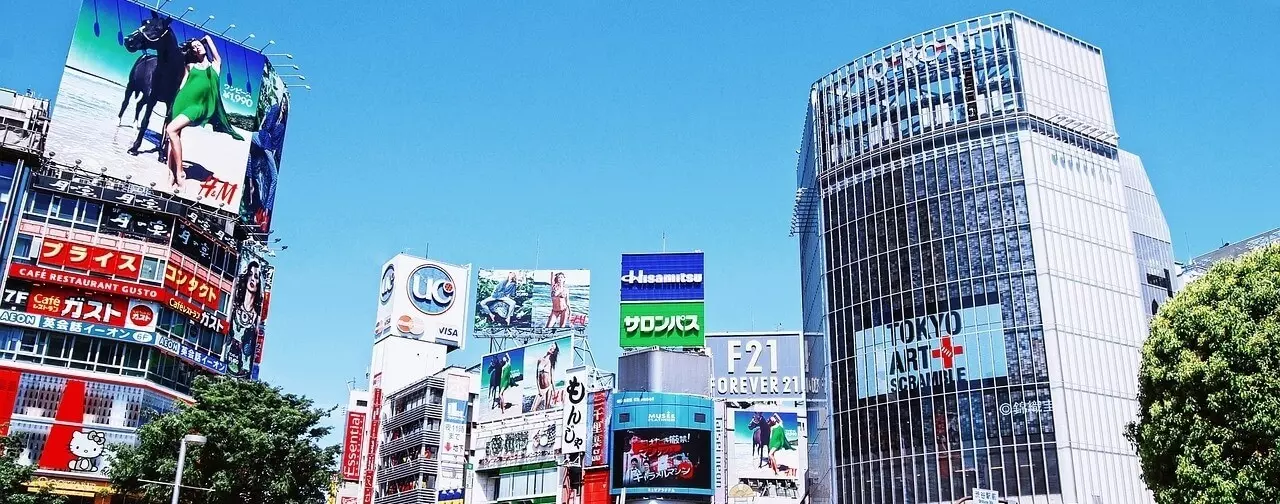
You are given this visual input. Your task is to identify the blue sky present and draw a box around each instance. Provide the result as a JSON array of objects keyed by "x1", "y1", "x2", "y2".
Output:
[{"x1": 1, "y1": 0, "x2": 1277, "y2": 427}]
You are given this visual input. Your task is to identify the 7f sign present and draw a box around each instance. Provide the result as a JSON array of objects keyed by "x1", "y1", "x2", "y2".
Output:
[{"x1": 706, "y1": 333, "x2": 803, "y2": 400}]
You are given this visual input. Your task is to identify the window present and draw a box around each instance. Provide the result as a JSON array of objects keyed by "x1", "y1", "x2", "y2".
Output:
[
  {"x1": 140, "y1": 257, "x2": 163, "y2": 282},
  {"x1": 357, "y1": 400, "x2": 368, "y2": 407},
  {"x1": 619, "y1": 413, "x2": 630, "y2": 423},
  {"x1": 12, "y1": 234, "x2": 32, "y2": 260},
  {"x1": 695, "y1": 412, "x2": 707, "y2": 423}
]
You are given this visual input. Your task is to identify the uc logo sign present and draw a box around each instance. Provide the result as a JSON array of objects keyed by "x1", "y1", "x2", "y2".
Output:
[
  {"x1": 380, "y1": 264, "x2": 395, "y2": 305},
  {"x1": 408, "y1": 264, "x2": 455, "y2": 315}
]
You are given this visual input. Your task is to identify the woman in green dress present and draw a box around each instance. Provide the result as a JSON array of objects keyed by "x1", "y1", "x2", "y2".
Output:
[
  {"x1": 164, "y1": 35, "x2": 244, "y2": 188},
  {"x1": 767, "y1": 413, "x2": 794, "y2": 475},
  {"x1": 497, "y1": 354, "x2": 514, "y2": 412}
]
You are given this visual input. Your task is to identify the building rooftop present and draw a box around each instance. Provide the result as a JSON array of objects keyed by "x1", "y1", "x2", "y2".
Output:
[{"x1": 1184, "y1": 228, "x2": 1280, "y2": 273}]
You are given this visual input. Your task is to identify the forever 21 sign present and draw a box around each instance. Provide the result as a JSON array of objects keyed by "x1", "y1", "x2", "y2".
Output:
[{"x1": 706, "y1": 333, "x2": 804, "y2": 401}]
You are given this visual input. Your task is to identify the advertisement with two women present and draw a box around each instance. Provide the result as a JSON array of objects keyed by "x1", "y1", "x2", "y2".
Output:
[
  {"x1": 477, "y1": 336, "x2": 574, "y2": 422},
  {"x1": 48, "y1": 0, "x2": 289, "y2": 218},
  {"x1": 727, "y1": 411, "x2": 806, "y2": 502},
  {"x1": 227, "y1": 243, "x2": 274, "y2": 379},
  {"x1": 475, "y1": 269, "x2": 590, "y2": 331}
]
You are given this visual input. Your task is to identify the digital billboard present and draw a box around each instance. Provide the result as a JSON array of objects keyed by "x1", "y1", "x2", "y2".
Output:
[
  {"x1": 475, "y1": 269, "x2": 590, "y2": 330},
  {"x1": 853, "y1": 300, "x2": 1006, "y2": 399},
  {"x1": 620, "y1": 252, "x2": 704, "y2": 302},
  {"x1": 619, "y1": 301, "x2": 704, "y2": 348},
  {"x1": 611, "y1": 428, "x2": 713, "y2": 493},
  {"x1": 226, "y1": 242, "x2": 274, "y2": 379},
  {"x1": 728, "y1": 411, "x2": 803, "y2": 494},
  {"x1": 240, "y1": 62, "x2": 290, "y2": 234},
  {"x1": 373, "y1": 255, "x2": 470, "y2": 349},
  {"x1": 476, "y1": 336, "x2": 574, "y2": 423},
  {"x1": 706, "y1": 333, "x2": 804, "y2": 400},
  {"x1": 47, "y1": 0, "x2": 286, "y2": 213}
]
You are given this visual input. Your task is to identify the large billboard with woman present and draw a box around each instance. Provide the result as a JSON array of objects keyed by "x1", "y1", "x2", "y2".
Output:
[
  {"x1": 727, "y1": 410, "x2": 806, "y2": 502},
  {"x1": 476, "y1": 336, "x2": 575, "y2": 423},
  {"x1": 227, "y1": 242, "x2": 274, "y2": 379},
  {"x1": 47, "y1": 0, "x2": 287, "y2": 213},
  {"x1": 474, "y1": 269, "x2": 590, "y2": 331}
]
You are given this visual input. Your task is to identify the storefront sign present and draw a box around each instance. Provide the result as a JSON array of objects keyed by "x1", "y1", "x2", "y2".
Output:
[
  {"x1": 476, "y1": 422, "x2": 559, "y2": 469},
  {"x1": 588, "y1": 391, "x2": 609, "y2": 467},
  {"x1": 362, "y1": 374, "x2": 383, "y2": 504},
  {"x1": 341, "y1": 412, "x2": 366, "y2": 480},
  {"x1": 153, "y1": 335, "x2": 228, "y2": 374},
  {"x1": 9, "y1": 263, "x2": 162, "y2": 301},
  {"x1": 706, "y1": 333, "x2": 804, "y2": 400},
  {"x1": 163, "y1": 263, "x2": 221, "y2": 310},
  {"x1": 25, "y1": 476, "x2": 112, "y2": 497},
  {"x1": 0, "y1": 308, "x2": 154, "y2": 344},
  {"x1": 39, "y1": 237, "x2": 141, "y2": 280},
  {"x1": 560, "y1": 369, "x2": 588, "y2": 456}
]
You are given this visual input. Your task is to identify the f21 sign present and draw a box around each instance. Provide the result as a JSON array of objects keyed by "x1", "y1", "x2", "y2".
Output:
[{"x1": 705, "y1": 333, "x2": 804, "y2": 400}]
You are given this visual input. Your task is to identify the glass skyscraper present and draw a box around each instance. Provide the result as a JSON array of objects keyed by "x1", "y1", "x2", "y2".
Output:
[{"x1": 795, "y1": 12, "x2": 1172, "y2": 504}]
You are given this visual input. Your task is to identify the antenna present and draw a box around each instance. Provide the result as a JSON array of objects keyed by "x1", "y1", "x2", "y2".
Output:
[
  {"x1": 662, "y1": 232, "x2": 667, "y2": 252},
  {"x1": 425, "y1": 242, "x2": 429, "y2": 258},
  {"x1": 534, "y1": 236, "x2": 541, "y2": 270}
]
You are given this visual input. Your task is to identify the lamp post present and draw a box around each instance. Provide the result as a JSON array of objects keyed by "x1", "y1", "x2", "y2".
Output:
[{"x1": 172, "y1": 434, "x2": 207, "y2": 504}]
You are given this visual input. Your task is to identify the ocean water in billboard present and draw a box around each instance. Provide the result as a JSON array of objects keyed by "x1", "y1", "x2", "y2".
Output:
[
  {"x1": 47, "y1": 0, "x2": 272, "y2": 213},
  {"x1": 240, "y1": 62, "x2": 289, "y2": 234},
  {"x1": 730, "y1": 412, "x2": 802, "y2": 481},
  {"x1": 226, "y1": 244, "x2": 274, "y2": 379},
  {"x1": 475, "y1": 269, "x2": 589, "y2": 331},
  {"x1": 475, "y1": 336, "x2": 573, "y2": 422}
]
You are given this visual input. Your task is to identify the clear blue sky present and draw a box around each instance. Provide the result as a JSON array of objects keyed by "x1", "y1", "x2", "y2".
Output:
[{"x1": 1, "y1": 1, "x2": 1276, "y2": 426}]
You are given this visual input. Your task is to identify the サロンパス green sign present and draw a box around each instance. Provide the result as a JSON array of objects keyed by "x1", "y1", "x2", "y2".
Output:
[{"x1": 619, "y1": 301, "x2": 705, "y2": 348}]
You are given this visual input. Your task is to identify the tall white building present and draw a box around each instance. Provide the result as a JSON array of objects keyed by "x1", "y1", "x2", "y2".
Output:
[{"x1": 795, "y1": 12, "x2": 1172, "y2": 504}]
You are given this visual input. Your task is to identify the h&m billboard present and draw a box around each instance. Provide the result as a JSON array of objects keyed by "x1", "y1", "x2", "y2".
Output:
[
  {"x1": 620, "y1": 252, "x2": 704, "y2": 302},
  {"x1": 373, "y1": 254, "x2": 470, "y2": 349},
  {"x1": 609, "y1": 392, "x2": 714, "y2": 496},
  {"x1": 726, "y1": 410, "x2": 806, "y2": 502},
  {"x1": 476, "y1": 336, "x2": 575, "y2": 423},
  {"x1": 475, "y1": 269, "x2": 590, "y2": 331},
  {"x1": 706, "y1": 333, "x2": 804, "y2": 401},
  {"x1": 48, "y1": 0, "x2": 291, "y2": 215}
]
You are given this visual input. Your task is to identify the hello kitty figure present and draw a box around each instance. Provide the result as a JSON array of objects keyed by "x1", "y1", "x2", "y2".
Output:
[{"x1": 68, "y1": 430, "x2": 106, "y2": 472}]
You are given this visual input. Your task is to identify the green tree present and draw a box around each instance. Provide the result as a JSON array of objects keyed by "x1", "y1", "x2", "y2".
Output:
[
  {"x1": 107, "y1": 376, "x2": 340, "y2": 504},
  {"x1": 0, "y1": 435, "x2": 64, "y2": 504},
  {"x1": 1127, "y1": 244, "x2": 1280, "y2": 504}
]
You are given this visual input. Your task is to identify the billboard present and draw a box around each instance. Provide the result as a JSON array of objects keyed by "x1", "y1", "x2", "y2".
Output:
[
  {"x1": 240, "y1": 62, "x2": 290, "y2": 234},
  {"x1": 226, "y1": 242, "x2": 274, "y2": 379},
  {"x1": 373, "y1": 255, "x2": 470, "y2": 349},
  {"x1": 619, "y1": 301, "x2": 705, "y2": 348},
  {"x1": 475, "y1": 421, "x2": 559, "y2": 470},
  {"x1": 340, "y1": 412, "x2": 366, "y2": 481},
  {"x1": 611, "y1": 428, "x2": 713, "y2": 493},
  {"x1": 39, "y1": 237, "x2": 143, "y2": 280},
  {"x1": 559, "y1": 368, "x2": 589, "y2": 456},
  {"x1": 706, "y1": 333, "x2": 804, "y2": 400},
  {"x1": 0, "y1": 279, "x2": 157, "y2": 344},
  {"x1": 441, "y1": 374, "x2": 469, "y2": 462},
  {"x1": 475, "y1": 269, "x2": 590, "y2": 330},
  {"x1": 587, "y1": 390, "x2": 610, "y2": 467},
  {"x1": 476, "y1": 336, "x2": 574, "y2": 422},
  {"x1": 853, "y1": 300, "x2": 1006, "y2": 399},
  {"x1": 362, "y1": 374, "x2": 383, "y2": 504},
  {"x1": 620, "y1": 252, "x2": 704, "y2": 302},
  {"x1": 728, "y1": 411, "x2": 802, "y2": 496},
  {"x1": 47, "y1": 0, "x2": 281, "y2": 213}
]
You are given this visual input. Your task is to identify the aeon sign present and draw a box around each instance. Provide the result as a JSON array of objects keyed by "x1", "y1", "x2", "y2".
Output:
[{"x1": 408, "y1": 264, "x2": 455, "y2": 315}]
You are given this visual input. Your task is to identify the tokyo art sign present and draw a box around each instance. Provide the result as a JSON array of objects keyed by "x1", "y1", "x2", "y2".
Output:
[
  {"x1": 854, "y1": 302, "x2": 1007, "y2": 399},
  {"x1": 619, "y1": 301, "x2": 705, "y2": 348}
]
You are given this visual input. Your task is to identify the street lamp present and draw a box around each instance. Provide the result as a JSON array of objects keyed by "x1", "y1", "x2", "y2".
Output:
[{"x1": 172, "y1": 434, "x2": 206, "y2": 504}]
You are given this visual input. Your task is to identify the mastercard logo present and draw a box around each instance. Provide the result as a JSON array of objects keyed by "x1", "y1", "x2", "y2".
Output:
[
  {"x1": 129, "y1": 304, "x2": 156, "y2": 326},
  {"x1": 396, "y1": 315, "x2": 424, "y2": 335}
]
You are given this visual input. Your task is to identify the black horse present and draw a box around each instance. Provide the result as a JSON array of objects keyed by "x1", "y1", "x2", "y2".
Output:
[{"x1": 122, "y1": 11, "x2": 183, "y2": 162}]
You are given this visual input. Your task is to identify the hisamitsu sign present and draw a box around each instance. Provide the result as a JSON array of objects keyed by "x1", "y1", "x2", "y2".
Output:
[
  {"x1": 706, "y1": 333, "x2": 804, "y2": 400},
  {"x1": 620, "y1": 252, "x2": 704, "y2": 302}
]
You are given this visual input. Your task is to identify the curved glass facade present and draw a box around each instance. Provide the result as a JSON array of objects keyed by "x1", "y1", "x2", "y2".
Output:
[{"x1": 799, "y1": 11, "x2": 1168, "y2": 504}]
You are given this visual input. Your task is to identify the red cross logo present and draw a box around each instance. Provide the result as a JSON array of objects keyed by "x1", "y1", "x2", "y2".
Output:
[{"x1": 931, "y1": 336, "x2": 964, "y2": 368}]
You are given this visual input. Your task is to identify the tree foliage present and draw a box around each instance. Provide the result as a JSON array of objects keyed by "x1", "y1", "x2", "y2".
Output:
[
  {"x1": 1127, "y1": 244, "x2": 1280, "y2": 504},
  {"x1": 107, "y1": 376, "x2": 339, "y2": 504},
  {"x1": 0, "y1": 435, "x2": 64, "y2": 504}
]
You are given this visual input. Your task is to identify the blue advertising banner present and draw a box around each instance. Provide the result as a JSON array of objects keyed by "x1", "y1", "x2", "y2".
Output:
[
  {"x1": 154, "y1": 334, "x2": 228, "y2": 374},
  {"x1": 0, "y1": 309, "x2": 155, "y2": 344},
  {"x1": 620, "y1": 253, "x2": 704, "y2": 302}
]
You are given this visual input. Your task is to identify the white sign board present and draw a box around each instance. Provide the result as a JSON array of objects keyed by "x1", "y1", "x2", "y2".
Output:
[{"x1": 973, "y1": 488, "x2": 999, "y2": 504}]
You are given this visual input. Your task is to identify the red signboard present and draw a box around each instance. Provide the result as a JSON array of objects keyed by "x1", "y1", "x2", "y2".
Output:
[
  {"x1": 588, "y1": 390, "x2": 609, "y2": 467},
  {"x1": 27, "y1": 285, "x2": 127, "y2": 327},
  {"x1": 39, "y1": 238, "x2": 141, "y2": 280},
  {"x1": 9, "y1": 263, "x2": 163, "y2": 301},
  {"x1": 341, "y1": 412, "x2": 366, "y2": 481},
  {"x1": 163, "y1": 263, "x2": 221, "y2": 310},
  {"x1": 363, "y1": 374, "x2": 383, "y2": 504}
]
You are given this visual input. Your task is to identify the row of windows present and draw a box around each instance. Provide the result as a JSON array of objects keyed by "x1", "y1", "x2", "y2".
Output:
[
  {"x1": 833, "y1": 385, "x2": 1056, "y2": 462},
  {"x1": 0, "y1": 328, "x2": 204, "y2": 394},
  {"x1": 11, "y1": 370, "x2": 177, "y2": 429},
  {"x1": 379, "y1": 474, "x2": 437, "y2": 498},
  {"x1": 835, "y1": 443, "x2": 1062, "y2": 504},
  {"x1": 493, "y1": 468, "x2": 558, "y2": 501},
  {"x1": 390, "y1": 387, "x2": 444, "y2": 415}
]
